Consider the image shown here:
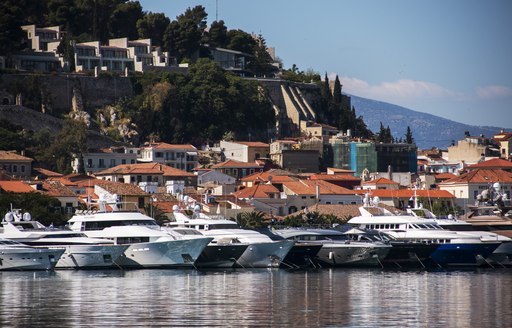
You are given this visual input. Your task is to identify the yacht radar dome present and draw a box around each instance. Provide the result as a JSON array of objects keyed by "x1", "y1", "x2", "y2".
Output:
[{"x1": 22, "y1": 212, "x2": 31, "y2": 221}]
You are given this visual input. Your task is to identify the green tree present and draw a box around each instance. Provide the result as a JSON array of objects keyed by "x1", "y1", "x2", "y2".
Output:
[
  {"x1": 0, "y1": 192, "x2": 66, "y2": 226},
  {"x1": 405, "y1": 126, "x2": 414, "y2": 144},
  {"x1": 108, "y1": 1, "x2": 144, "y2": 39},
  {"x1": 136, "y1": 12, "x2": 170, "y2": 47},
  {"x1": 163, "y1": 5, "x2": 208, "y2": 62},
  {"x1": 237, "y1": 211, "x2": 266, "y2": 229},
  {"x1": 206, "y1": 20, "x2": 228, "y2": 48},
  {"x1": 45, "y1": 119, "x2": 88, "y2": 173},
  {"x1": 0, "y1": 1, "x2": 25, "y2": 57},
  {"x1": 248, "y1": 34, "x2": 277, "y2": 77},
  {"x1": 226, "y1": 29, "x2": 256, "y2": 54}
]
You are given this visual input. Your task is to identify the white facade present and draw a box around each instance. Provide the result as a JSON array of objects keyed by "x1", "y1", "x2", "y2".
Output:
[
  {"x1": 197, "y1": 170, "x2": 236, "y2": 186},
  {"x1": 138, "y1": 143, "x2": 198, "y2": 172},
  {"x1": 72, "y1": 147, "x2": 138, "y2": 174}
]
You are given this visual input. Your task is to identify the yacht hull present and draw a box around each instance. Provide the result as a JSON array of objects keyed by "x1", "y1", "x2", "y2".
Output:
[
  {"x1": 195, "y1": 244, "x2": 248, "y2": 268},
  {"x1": 315, "y1": 242, "x2": 391, "y2": 267},
  {"x1": 236, "y1": 240, "x2": 294, "y2": 268},
  {"x1": 54, "y1": 245, "x2": 128, "y2": 269},
  {"x1": 0, "y1": 248, "x2": 64, "y2": 271},
  {"x1": 280, "y1": 243, "x2": 323, "y2": 269},
  {"x1": 116, "y1": 238, "x2": 211, "y2": 268},
  {"x1": 430, "y1": 242, "x2": 501, "y2": 267},
  {"x1": 487, "y1": 241, "x2": 512, "y2": 266},
  {"x1": 383, "y1": 242, "x2": 439, "y2": 268}
]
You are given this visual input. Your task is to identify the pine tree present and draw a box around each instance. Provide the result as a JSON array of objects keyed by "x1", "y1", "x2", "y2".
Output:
[{"x1": 405, "y1": 126, "x2": 414, "y2": 144}]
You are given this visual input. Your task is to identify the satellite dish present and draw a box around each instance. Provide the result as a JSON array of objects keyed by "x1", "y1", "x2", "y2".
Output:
[
  {"x1": 493, "y1": 182, "x2": 501, "y2": 191},
  {"x1": 4, "y1": 212, "x2": 13, "y2": 222},
  {"x1": 372, "y1": 196, "x2": 380, "y2": 205},
  {"x1": 172, "y1": 205, "x2": 180, "y2": 212},
  {"x1": 22, "y1": 212, "x2": 32, "y2": 221}
]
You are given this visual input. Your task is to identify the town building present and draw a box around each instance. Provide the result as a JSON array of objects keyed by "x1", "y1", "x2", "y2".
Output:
[
  {"x1": 138, "y1": 143, "x2": 198, "y2": 172},
  {"x1": 72, "y1": 146, "x2": 138, "y2": 174},
  {"x1": 447, "y1": 133, "x2": 500, "y2": 163},
  {"x1": 493, "y1": 130, "x2": 512, "y2": 160},
  {"x1": 93, "y1": 163, "x2": 196, "y2": 187},
  {"x1": 270, "y1": 139, "x2": 319, "y2": 173},
  {"x1": 220, "y1": 140, "x2": 269, "y2": 163},
  {"x1": 210, "y1": 159, "x2": 264, "y2": 180},
  {"x1": 438, "y1": 168, "x2": 512, "y2": 210},
  {"x1": 0, "y1": 151, "x2": 33, "y2": 178}
]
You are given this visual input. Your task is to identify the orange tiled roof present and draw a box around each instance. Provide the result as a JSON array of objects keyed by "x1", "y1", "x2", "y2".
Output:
[
  {"x1": 434, "y1": 172, "x2": 457, "y2": 180},
  {"x1": 354, "y1": 189, "x2": 455, "y2": 199},
  {"x1": 94, "y1": 163, "x2": 194, "y2": 177},
  {"x1": 33, "y1": 167, "x2": 63, "y2": 178},
  {"x1": 143, "y1": 142, "x2": 197, "y2": 150},
  {"x1": 0, "y1": 180, "x2": 34, "y2": 193},
  {"x1": 467, "y1": 158, "x2": 512, "y2": 169},
  {"x1": 42, "y1": 180, "x2": 76, "y2": 197},
  {"x1": 233, "y1": 141, "x2": 269, "y2": 147},
  {"x1": 0, "y1": 151, "x2": 33, "y2": 161},
  {"x1": 283, "y1": 180, "x2": 355, "y2": 196},
  {"x1": 310, "y1": 174, "x2": 360, "y2": 182},
  {"x1": 494, "y1": 132, "x2": 512, "y2": 141},
  {"x1": 440, "y1": 169, "x2": 512, "y2": 184},
  {"x1": 361, "y1": 177, "x2": 399, "y2": 185},
  {"x1": 233, "y1": 183, "x2": 280, "y2": 199},
  {"x1": 326, "y1": 168, "x2": 356, "y2": 173},
  {"x1": 91, "y1": 180, "x2": 149, "y2": 196},
  {"x1": 240, "y1": 169, "x2": 297, "y2": 182},
  {"x1": 211, "y1": 159, "x2": 263, "y2": 169}
]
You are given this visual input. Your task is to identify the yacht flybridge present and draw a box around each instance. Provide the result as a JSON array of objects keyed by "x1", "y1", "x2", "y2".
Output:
[
  {"x1": 347, "y1": 195, "x2": 503, "y2": 267},
  {"x1": 166, "y1": 205, "x2": 294, "y2": 268},
  {"x1": 1, "y1": 209, "x2": 127, "y2": 269},
  {"x1": 67, "y1": 200, "x2": 212, "y2": 268}
]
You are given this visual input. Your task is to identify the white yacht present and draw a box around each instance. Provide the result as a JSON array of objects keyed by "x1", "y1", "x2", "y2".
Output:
[
  {"x1": 163, "y1": 226, "x2": 248, "y2": 268},
  {"x1": 166, "y1": 206, "x2": 294, "y2": 268},
  {"x1": 0, "y1": 238, "x2": 64, "y2": 271},
  {"x1": 406, "y1": 201, "x2": 512, "y2": 267},
  {"x1": 1, "y1": 209, "x2": 128, "y2": 269},
  {"x1": 347, "y1": 195, "x2": 504, "y2": 267},
  {"x1": 272, "y1": 228, "x2": 391, "y2": 267},
  {"x1": 67, "y1": 201, "x2": 213, "y2": 268}
]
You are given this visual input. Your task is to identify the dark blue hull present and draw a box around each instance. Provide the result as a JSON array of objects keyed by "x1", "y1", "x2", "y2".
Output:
[{"x1": 430, "y1": 243, "x2": 501, "y2": 266}]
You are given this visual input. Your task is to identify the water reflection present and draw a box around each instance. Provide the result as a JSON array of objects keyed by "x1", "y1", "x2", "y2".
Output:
[{"x1": 1, "y1": 268, "x2": 511, "y2": 327}]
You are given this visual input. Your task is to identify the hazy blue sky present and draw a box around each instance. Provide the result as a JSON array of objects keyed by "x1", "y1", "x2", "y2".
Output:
[{"x1": 139, "y1": 0, "x2": 512, "y2": 128}]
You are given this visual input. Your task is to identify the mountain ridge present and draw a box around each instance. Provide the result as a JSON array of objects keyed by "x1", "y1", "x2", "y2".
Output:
[{"x1": 349, "y1": 94, "x2": 508, "y2": 149}]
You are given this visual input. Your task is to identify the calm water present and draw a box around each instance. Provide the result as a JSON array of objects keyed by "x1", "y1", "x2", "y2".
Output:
[{"x1": 1, "y1": 268, "x2": 511, "y2": 328}]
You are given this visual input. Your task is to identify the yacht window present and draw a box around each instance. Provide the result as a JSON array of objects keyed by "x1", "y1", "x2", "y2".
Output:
[
  {"x1": 117, "y1": 237, "x2": 150, "y2": 244},
  {"x1": 384, "y1": 224, "x2": 390, "y2": 229}
]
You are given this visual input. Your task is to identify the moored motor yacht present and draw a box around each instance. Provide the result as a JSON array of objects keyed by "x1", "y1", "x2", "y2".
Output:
[
  {"x1": 272, "y1": 228, "x2": 391, "y2": 268},
  {"x1": 407, "y1": 202, "x2": 512, "y2": 267},
  {"x1": 0, "y1": 238, "x2": 64, "y2": 271},
  {"x1": 162, "y1": 226, "x2": 248, "y2": 268},
  {"x1": 167, "y1": 206, "x2": 294, "y2": 268},
  {"x1": 1, "y1": 209, "x2": 127, "y2": 269},
  {"x1": 67, "y1": 200, "x2": 213, "y2": 268},
  {"x1": 342, "y1": 227, "x2": 439, "y2": 269},
  {"x1": 347, "y1": 195, "x2": 503, "y2": 267}
]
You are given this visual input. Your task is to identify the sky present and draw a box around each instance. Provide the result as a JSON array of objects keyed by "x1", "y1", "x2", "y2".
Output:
[{"x1": 139, "y1": 0, "x2": 512, "y2": 128}]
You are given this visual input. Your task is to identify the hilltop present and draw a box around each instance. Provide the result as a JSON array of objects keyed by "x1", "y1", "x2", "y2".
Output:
[{"x1": 350, "y1": 95, "x2": 507, "y2": 149}]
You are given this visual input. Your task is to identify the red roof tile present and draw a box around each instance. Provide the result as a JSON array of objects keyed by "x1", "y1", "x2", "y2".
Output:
[
  {"x1": 211, "y1": 159, "x2": 263, "y2": 169},
  {"x1": 440, "y1": 169, "x2": 512, "y2": 184},
  {"x1": 467, "y1": 158, "x2": 512, "y2": 169},
  {"x1": 354, "y1": 189, "x2": 455, "y2": 199},
  {"x1": 0, "y1": 151, "x2": 33, "y2": 161},
  {"x1": 0, "y1": 180, "x2": 35, "y2": 193},
  {"x1": 233, "y1": 141, "x2": 269, "y2": 147},
  {"x1": 283, "y1": 180, "x2": 355, "y2": 195},
  {"x1": 361, "y1": 177, "x2": 399, "y2": 185},
  {"x1": 233, "y1": 184, "x2": 280, "y2": 199},
  {"x1": 94, "y1": 163, "x2": 194, "y2": 177},
  {"x1": 143, "y1": 142, "x2": 197, "y2": 150}
]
